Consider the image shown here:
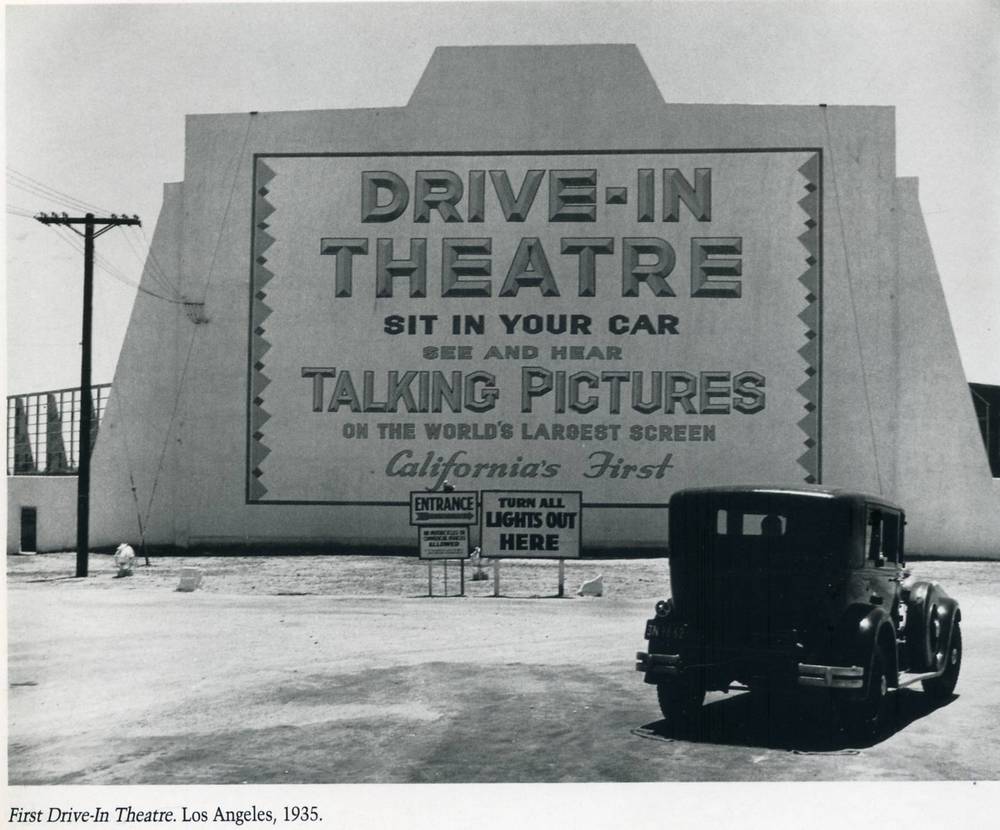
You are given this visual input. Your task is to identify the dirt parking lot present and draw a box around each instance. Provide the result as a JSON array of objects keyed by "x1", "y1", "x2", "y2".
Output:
[{"x1": 7, "y1": 552, "x2": 1000, "y2": 784}]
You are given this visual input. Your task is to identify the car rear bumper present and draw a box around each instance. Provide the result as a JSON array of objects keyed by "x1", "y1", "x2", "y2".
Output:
[
  {"x1": 636, "y1": 651, "x2": 864, "y2": 689},
  {"x1": 635, "y1": 651, "x2": 682, "y2": 676}
]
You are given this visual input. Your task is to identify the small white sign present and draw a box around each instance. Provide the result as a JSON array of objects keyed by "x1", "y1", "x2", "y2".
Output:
[
  {"x1": 419, "y1": 526, "x2": 470, "y2": 560},
  {"x1": 480, "y1": 490, "x2": 582, "y2": 559}
]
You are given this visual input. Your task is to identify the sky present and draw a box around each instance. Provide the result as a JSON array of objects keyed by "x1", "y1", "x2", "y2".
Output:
[{"x1": 5, "y1": 0, "x2": 999, "y2": 396}]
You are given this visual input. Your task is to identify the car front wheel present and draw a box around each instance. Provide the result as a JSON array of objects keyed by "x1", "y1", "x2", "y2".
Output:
[
  {"x1": 922, "y1": 619, "x2": 961, "y2": 701},
  {"x1": 837, "y1": 643, "x2": 892, "y2": 742}
]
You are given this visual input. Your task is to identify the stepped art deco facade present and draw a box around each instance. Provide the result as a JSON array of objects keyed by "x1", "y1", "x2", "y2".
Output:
[{"x1": 86, "y1": 45, "x2": 999, "y2": 557}]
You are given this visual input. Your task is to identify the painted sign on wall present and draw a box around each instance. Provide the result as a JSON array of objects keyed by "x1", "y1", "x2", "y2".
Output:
[{"x1": 247, "y1": 150, "x2": 822, "y2": 505}]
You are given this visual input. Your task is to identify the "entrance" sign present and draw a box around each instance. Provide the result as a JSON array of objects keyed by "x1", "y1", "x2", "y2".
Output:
[{"x1": 409, "y1": 490, "x2": 479, "y2": 525}]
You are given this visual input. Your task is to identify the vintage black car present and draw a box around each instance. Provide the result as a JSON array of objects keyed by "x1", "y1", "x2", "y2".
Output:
[{"x1": 636, "y1": 486, "x2": 962, "y2": 737}]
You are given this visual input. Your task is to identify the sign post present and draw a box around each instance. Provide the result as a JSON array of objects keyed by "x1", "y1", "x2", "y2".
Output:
[
  {"x1": 419, "y1": 526, "x2": 471, "y2": 596},
  {"x1": 412, "y1": 492, "x2": 477, "y2": 597},
  {"x1": 480, "y1": 490, "x2": 582, "y2": 598}
]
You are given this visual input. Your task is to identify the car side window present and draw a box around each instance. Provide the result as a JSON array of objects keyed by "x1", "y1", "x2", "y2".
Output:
[
  {"x1": 882, "y1": 511, "x2": 900, "y2": 565},
  {"x1": 866, "y1": 509, "x2": 884, "y2": 564},
  {"x1": 714, "y1": 509, "x2": 787, "y2": 537}
]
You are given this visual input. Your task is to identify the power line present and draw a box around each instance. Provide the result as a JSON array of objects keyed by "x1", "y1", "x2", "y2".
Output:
[
  {"x1": 7, "y1": 178, "x2": 102, "y2": 214},
  {"x1": 7, "y1": 166, "x2": 111, "y2": 214},
  {"x1": 43, "y1": 219, "x2": 186, "y2": 305},
  {"x1": 103, "y1": 386, "x2": 152, "y2": 566},
  {"x1": 50, "y1": 224, "x2": 130, "y2": 284},
  {"x1": 821, "y1": 110, "x2": 884, "y2": 495},
  {"x1": 123, "y1": 224, "x2": 173, "y2": 288},
  {"x1": 119, "y1": 224, "x2": 173, "y2": 294},
  {"x1": 143, "y1": 113, "x2": 256, "y2": 523},
  {"x1": 8, "y1": 169, "x2": 186, "y2": 301},
  {"x1": 8, "y1": 180, "x2": 107, "y2": 216},
  {"x1": 121, "y1": 223, "x2": 179, "y2": 296},
  {"x1": 8, "y1": 341, "x2": 81, "y2": 347},
  {"x1": 197, "y1": 115, "x2": 255, "y2": 305},
  {"x1": 137, "y1": 225, "x2": 174, "y2": 290}
]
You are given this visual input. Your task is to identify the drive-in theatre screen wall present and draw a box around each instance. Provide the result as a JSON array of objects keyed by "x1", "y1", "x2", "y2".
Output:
[{"x1": 248, "y1": 150, "x2": 822, "y2": 505}]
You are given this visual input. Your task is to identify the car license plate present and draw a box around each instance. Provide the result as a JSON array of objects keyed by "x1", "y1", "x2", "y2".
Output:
[{"x1": 646, "y1": 621, "x2": 687, "y2": 640}]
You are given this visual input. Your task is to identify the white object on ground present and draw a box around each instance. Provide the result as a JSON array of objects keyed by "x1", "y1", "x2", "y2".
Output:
[
  {"x1": 578, "y1": 574, "x2": 604, "y2": 597},
  {"x1": 177, "y1": 567, "x2": 204, "y2": 592},
  {"x1": 114, "y1": 543, "x2": 136, "y2": 576}
]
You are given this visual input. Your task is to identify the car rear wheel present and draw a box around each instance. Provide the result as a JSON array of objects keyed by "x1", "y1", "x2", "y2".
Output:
[
  {"x1": 656, "y1": 675, "x2": 705, "y2": 725},
  {"x1": 922, "y1": 619, "x2": 961, "y2": 701}
]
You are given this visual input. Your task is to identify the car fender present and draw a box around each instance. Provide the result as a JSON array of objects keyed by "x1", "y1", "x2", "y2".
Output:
[
  {"x1": 927, "y1": 594, "x2": 961, "y2": 672},
  {"x1": 905, "y1": 581, "x2": 960, "y2": 672},
  {"x1": 833, "y1": 603, "x2": 897, "y2": 687}
]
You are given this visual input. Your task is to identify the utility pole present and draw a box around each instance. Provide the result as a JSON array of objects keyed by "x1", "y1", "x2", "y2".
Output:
[{"x1": 35, "y1": 212, "x2": 141, "y2": 577}]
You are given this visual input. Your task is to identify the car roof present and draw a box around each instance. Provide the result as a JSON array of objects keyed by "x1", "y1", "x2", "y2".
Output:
[{"x1": 671, "y1": 484, "x2": 903, "y2": 512}]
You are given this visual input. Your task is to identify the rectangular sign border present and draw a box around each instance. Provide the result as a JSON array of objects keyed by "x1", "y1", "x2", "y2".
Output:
[
  {"x1": 418, "y1": 525, "x2": 471, "y2": 560},
  {"x1": 409, "y1": 490, "x2": 480, "y2": 526},
  {"x1": 246, "y1": 148, "x2": 824, "y2": 507},
  {"x1": 479, "y1": 489, "x2": 583, "y2": 560}
]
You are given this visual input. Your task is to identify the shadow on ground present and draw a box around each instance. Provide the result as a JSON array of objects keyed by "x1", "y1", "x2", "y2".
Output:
[{"x1": 636, "y1": 688, "x2": 958, "y2": 752}]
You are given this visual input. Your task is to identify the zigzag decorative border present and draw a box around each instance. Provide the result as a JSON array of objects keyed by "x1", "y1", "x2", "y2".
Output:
[
  {"x1": 248, "y1": 160, "x2": 276, "y2": 500},
  {"x1": 795, "y1": 153, "x2": 822, "y2": 483},
  {"x1": 244, "y1": 149, "x2": 823, "y2": 505}
]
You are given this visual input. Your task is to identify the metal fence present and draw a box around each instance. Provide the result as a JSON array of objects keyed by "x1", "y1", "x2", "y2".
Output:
[{"x1": 7, "y1": 384, "x2": 111, "y2": 475}]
